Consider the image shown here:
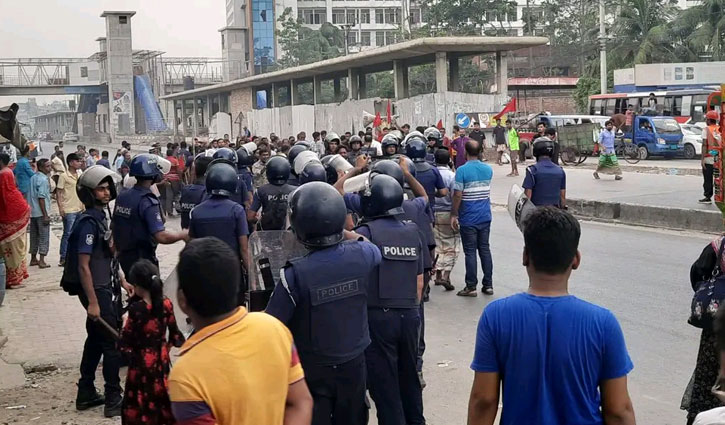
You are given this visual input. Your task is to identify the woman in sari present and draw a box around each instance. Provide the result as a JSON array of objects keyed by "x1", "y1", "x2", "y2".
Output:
[{"x1": 0, "y1": 153, "x2": 30, "y2": 288}]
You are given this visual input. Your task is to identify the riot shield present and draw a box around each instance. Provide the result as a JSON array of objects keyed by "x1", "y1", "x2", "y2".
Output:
[
  {"x1": 163, "y1": 266, "x2": 194, "y2": 338},
  {"x1": 507, "y1": 184, "x2": 535, "y2": 232},
  {"x1": 248, "y1": 230, "x2": 308, "y2": 311}
]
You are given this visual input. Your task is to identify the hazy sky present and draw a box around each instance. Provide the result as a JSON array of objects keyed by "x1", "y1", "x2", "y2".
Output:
[{"x1": 1, "y1": 0, "x2": 225, "y2": 104}]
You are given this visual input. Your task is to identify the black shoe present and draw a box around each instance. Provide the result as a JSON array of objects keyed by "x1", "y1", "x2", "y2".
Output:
[
  {"x1": 423, "y1": 293, "x2": 430, "y2": 302},
  {"x1": 482, "y1": 287, "x2": 494, "y2": 296},
  {"x1": 76, "y1": 387, "x2": 105, "y2": 411},
  {"x1": 457, "y1": 287, "x2": 477, "y2": 297},
  {"x1": 418, "y1": 371, "x2": 427, "y2": 389},
  {"x1": 104, "y1": 395, "x2": 123, "y2": 418},
  {"x1": 699, "y1": 197, "x2": 712, "y2": 204}
]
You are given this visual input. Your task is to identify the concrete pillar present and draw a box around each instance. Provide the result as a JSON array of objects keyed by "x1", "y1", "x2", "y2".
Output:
[
  {"x1": 265, "y1": 88, "x2": 272, "y2": 108},
  {"x1": 290, "y1": 80, "x2": 299, "y2": 106},
  {"x1": 358, "y1": 72, "x2": 367, "y2": 99},
  {"x1": 435, "y1": 52, "x2": 448, "y2": 93},
  {"x1": 313, "y1": 76, "x2": 323, "y2": 104},
  {"x1": 347, "y1": 68, "x2": 359, "y2": 100},
  {"x1": 192, "y1": 98, "x2": 199, "y2": 138},
  {"x1": 449, "y1": 55, "x2": 460, "y2": 92},
  {"x1": 496, "y1": 52, "x2": 508, "y2": 97},
  {"x1": 182, "y1": 99, "x2": 188, "y2": 136},
  {"x1": 172, "y1": 100, "x2": 178, "y2": 136},
  {"x1": 271, "y1": 84, "x2": 279, "y2": 108},
  {"x1": 393, "y1": 60, "x2": 409, "y2": 99},
  {"x1": 333, "y1": 78, "x2": 342, "y2": 101},
  {"x1": 101, "y1": 11, "x2": 136, "y2": 140}
]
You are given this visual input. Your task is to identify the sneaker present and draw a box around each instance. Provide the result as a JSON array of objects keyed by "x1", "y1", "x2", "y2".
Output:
[
  {"x1": 104, "y1": 395, "x2": 123, "y2": 418},
  {"x1": 699, "y1": 197, "x2": 712, "y2": 204},
  {"x1": 593, "y1": 172, "x2": 600, "y2": 180},
  {"x1": 482, "y1": 287, "x2": 494, "y2": 296},
  {"x1": 456, "y1": 287, "x2": 477, "y2": 297},
  {"x1": 615, "y1": 175, "x2": 623, "y2": 181},
  {"x1": 418, "y1": 371, "x2": 427, "y2": 389},
  {"x1": 76, "y1": 387, "x2": 105, "y2": 411}
]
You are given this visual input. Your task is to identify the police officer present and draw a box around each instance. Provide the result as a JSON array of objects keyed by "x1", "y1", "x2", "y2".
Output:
[
  {"x1": 424, "y1": 127, "x2": 443, "y2": 164},
  {"x1": 381, "y1": 133, "x2": 400, "y2": 158},
  {"x1": 266, "y1": 182, "x2": 381, "y2": 425},
  {"x1": 113, "y1": 154, "x2": 188, "y2": 275},
  {"x1": 188, "y1": 161, "x2": 250, "y2": 300},
  {"x1": 212, "y1": 147, "x2": 250, "y2": 208},
  {"x1": 177, "y1": 154, "x2": 212, "y2": 229},
  {"x1": 523, "y1": 138, "x2": 567, "y2": 208},
  {"x1": 299, "y1": 161, "x2": 327, "y2": 185},
  {"x1": 236, "y1": 141, "x2": 256, "y2": 195},
  {"x1": 247, "y1": 156, "x2": 296, "y2": 230},
  {"x1": 405, "y1": 132, "x2": 448, "y2": 215},
  {"x1": 354, "y1": 174, "x2": 425, "y2": 425},
  {"x1": 67, "y1": 165, "x2": 129, "y2": 418},
  {"x1": 287, "y1": 144, "x2": 310, "y2": 186}
]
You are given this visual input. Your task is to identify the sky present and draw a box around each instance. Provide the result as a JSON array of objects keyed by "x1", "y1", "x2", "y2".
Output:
[{"x1": 0, "y1": 0, "x2": 225, "y2": 104}]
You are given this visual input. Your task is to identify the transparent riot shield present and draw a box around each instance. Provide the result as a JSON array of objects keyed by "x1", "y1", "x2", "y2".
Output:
[
  {"x1": 163, "y1": 267, "x2": 194, "y2": 338},
  {"x1": 248, "y1": 230, "x2": 308, "y2": 311}
]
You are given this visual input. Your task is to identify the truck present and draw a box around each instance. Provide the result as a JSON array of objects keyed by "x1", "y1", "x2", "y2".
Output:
[{"x1": 621, "y1": 115, "x2": 684, "y2": 160}]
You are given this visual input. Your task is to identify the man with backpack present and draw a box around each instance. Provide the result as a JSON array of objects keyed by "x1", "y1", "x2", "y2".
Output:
[
  {"x1": 247, "y1": 156, "x2": 297, "y2": 230},
  {"x1": 61, "y1": 165, "x2": 131, "y2": 418}
]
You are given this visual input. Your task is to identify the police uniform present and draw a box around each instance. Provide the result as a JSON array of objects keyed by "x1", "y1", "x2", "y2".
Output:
[
  {"x1": 69, "y1": 207, "x2": 122, "y2": 406},
  {"x1": 287, "y1": 173, "x2": 301, "y2": 187},
  {"x1": 112, "y1": 186, "x2": 165, "y2": 275},
  {"x1": 266, "y1": 241, "x2": 382, "y2": 425},
  {"x1": 177, "y1": 182, "x2": 207, "y2": 229},
  {"x1": 250, "y1": 183, "x2": 296, "y2": 230},
  {"x1": 229, "y1": 174, "x2": 250, "y2": 207},
  {"x1": 412, "y1": 163, "x2": 445, "y2": 219},
  {"x1": 355, "y1": 216, "x2": 425, "y2": 425},
  {"x1": 522, "y1": 158, "x2": 566, "y2": 207},
  {"x1": 237, "y1": 167, "x2": 254, "y2": 198}
]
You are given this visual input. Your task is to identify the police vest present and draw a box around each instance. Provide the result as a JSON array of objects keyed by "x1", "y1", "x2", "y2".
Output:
[
  {"x1": 66, "y1": 213, "x2": 113, "y2": 290},
  {"x1": 189, "y1": 198, "x2": 243, "y2": 258},
  {"x1": 359, "y1": 218, "x2": 420, "y2": 309},
  {"x1": 257, "y1": 183, "x2": 296, "y2": 230},
  {"x1": 178, "y1": 183, "x2": 207, "y2": 229},
  {"x1": 112, "y1": 187, "x2": 159, "y2": 255},
  {"x1": 229, "y1": 175, "x2": 248, "y2": 207},
  {"x1": 402, "y1": 198, "x2": 435, "y2": 250},
  {"x1": 285, "y1": 241, "x2": 370, "y2": 365}
]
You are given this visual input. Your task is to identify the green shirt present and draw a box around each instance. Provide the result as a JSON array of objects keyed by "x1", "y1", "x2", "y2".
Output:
[{"x1": 508, "y1": 128, "x2": 520, "y2": 150}]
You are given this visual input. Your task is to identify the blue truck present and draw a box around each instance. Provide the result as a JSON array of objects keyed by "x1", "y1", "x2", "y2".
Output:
[{"x1": 620, "y1": 115, "x2": 684, "y2": 160}]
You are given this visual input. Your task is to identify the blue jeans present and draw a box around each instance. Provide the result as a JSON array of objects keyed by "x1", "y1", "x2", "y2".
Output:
[
  {"x1": 60, "y1": 212, "x2": 81, "y2": 260},
  {"x1": 460, "y1": 221, "x2": 493, "y2": 289}
]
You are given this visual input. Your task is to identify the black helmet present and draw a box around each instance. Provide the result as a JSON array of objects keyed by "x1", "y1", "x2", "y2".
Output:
[
  {"x1": 288, "y1": 144, "x2": 309, "y2": 173},
  {"x1": 77, "y1": 165, "x2": 119, "y2": 207},
  {"x1": 404, "y1": 135, "x2": 427, "y2": 162},
  {"x1": 205, "y1": 162, "x2": 238, "y2": 197},
  {"x1": 299, "y1": 161, "x2": 327, "y2": 185},
  {"x1": 361, "y1": 174, "x2": 404, "y2": 219},
  {"x1": 381, "y1": 134, "x2": 400, "y2": 153},
  {"x1": 129, "y1": 154, "x2": 163, "y2": 181},
  {"x1": 289, "y1": 181, "x2": 346, "y2": 248},
  {"x1": 236, "y1": 142, "x2": 257, "y2": 167},
  {"x1": 266, "y1": 156, "x2": 291, "y2": 185},
  {"x1": 295, "y1": 140, "x2": 313, "y2": 149},
  {"x1": 532, "y1": 138, "x2": 555, "y2": 159},
  {"x1": 369, "y1": 159, "x2": 404, "y2": 187},
  {"x1": 212, "y1": 147, "x2": 238, "y2": 166},
  {"x1": 349, "y1": 135, "x2": 362, "y2": 146}
]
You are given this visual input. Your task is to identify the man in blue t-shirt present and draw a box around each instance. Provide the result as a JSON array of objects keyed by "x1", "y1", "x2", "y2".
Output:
[
  {"x1": 467, "y1": 207, "x2": 635, "y2": 425},
  {"x1": 451, "y1": 140, "x2": 494, "y2": 296}
]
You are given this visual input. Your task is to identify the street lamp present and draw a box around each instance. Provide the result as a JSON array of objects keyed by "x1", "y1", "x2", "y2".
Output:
[{"x1": 338, "y1": 22, "x2": 356, "y2": 55}]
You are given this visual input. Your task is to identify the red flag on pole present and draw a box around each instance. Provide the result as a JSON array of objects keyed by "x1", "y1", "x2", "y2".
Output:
[
  {"x1": 373, "y1": 111, "x2": 382, "y2": 128},
  {"x1": 494, "y1": 98, "x2": 517, "y2": 120},
  {"x1": 386, "y1": 100, "x2": 392, "y2": 125},
  {"x1": 436, "y1": 119, "x2": 443, "y2": 129}
]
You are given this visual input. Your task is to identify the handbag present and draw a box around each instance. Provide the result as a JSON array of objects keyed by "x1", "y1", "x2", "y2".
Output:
[{"x1": 689, "y1": 238, "x2": 725, "y2": 330}]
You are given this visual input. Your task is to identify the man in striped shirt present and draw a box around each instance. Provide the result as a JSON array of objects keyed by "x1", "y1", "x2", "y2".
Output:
[{"x1": 451, "y1": 140, "x2": 494, "y2": 297}]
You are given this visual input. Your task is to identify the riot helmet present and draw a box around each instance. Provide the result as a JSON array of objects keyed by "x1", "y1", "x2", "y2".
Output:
[
  {"x1": 205, "y1": 162, "x2": 238, "y2": 197},
  {"x1": 349, "y1": 135, "x2": 362, "y2": 149},
  {"x1": 369, "y1": 159, "x2": 404, "y2": 187},
  {"x1": 236, "y1": 142, "x2": 258, "y2": 167},
  {"x1": 532, "y1": 137, "x2": 555, "y2": 159},
  {"x1": 211, "y1": 147, "x2": 238, "y2": 167},
  {"x1": 129, "y1": 154, "x2": 164, "y2": 183},
  {"x1": 320, "y1": 155, "x2": 339, "y2": 185},
  {"x1": 404, "y1": 134, "x2": 427, "y2": 162},
  {"x1": 266, "y1": 156, "x2": 291, "y2": 185},
  {"x1": 288, "y1": 144, "x2": 310, "y2": 173},
  {"x1": 295, "y1": 140, "x2": 313, "y2": 149},
  {"x1": 360, "y1": 174, "x2": 405, "y2": 219},
  {"x1": 299, "y1": 161, "x2": 327, "y2": 185},
  {"x1": 381, "y1": 134, "x2": 400, "y2": 156},
  {"x1": 77, "y1": 165, "x2": 119, "y2": 208},
  {"x1": 289, "y1": 181, "x2": 346, "y2": 248},
  {"x1": 424, "y1": 127, "x2": 442, "y2": 146}
]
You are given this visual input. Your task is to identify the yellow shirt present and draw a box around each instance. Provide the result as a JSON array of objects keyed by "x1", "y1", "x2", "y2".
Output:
[
  {"x1": 57, "y1": 170, "x2": 84, "y2": 214},
  {"x1": 168, "y1": 308, "x2": 304, "y2": 425}
]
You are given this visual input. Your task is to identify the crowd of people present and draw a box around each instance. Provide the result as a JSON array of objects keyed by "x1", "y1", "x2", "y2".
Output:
[{"x1": 21, "y1": 116, "x2": 725, "y2": 425}]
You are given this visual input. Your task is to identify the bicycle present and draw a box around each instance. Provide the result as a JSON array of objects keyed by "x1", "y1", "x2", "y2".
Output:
[{"x1": 614, "y1": 138, "x2": 641, "y2": 164}]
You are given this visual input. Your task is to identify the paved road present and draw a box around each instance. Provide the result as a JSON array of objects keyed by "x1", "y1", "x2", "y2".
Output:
[{"x1": 420, "y1": 210, "x2": 709, "y2": 425}]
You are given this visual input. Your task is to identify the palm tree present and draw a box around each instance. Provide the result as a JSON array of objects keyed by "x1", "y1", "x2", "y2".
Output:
[
  {"x1": 609, "y1": 0, "x2": 677, "y2": 67},
  {"x1": 672, "y1": 0, "x2": 725, "y2": 60}
]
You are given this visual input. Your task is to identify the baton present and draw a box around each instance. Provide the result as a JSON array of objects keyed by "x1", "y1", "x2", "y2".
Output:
[
  {"x1": 258, "y1": 258, "x2": 275, "y2": 290},
  {"x1": 93, "y1": 317, "x2": 121, "y2": 341}
]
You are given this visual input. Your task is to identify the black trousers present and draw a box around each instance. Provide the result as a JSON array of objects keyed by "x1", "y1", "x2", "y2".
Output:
[
  {"x1": 78, "y1": 287, "x2": 121, "y2": 398},
  {"x1": 704, "y1": 164, "x2": 714, "y2": 199},
  {"x1": 367, "y1": 307, "x2": 424, "y2": 425},
  {"x1": 305, "y1": 354, "x2": 368, "y2": 425}
]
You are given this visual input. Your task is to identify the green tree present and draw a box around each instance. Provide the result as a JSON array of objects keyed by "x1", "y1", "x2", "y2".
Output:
[
  {"x1": 422, "y1": 0, "x2": 519, "y2": 36},
  {"x1": 609, "y1": 0, "x2": 678, "y2": 67},
  {"x1": 573, "y1": 77, "x2": 601, "y2": 113},
  {"x1": 276, "y1": 8, "x2": 345, "y2": 69},
  {"x1": 671, "y1": 0, "x2": 725, "y2": 60}
]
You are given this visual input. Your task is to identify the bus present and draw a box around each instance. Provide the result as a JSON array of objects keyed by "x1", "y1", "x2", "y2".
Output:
[{"x1": 588, "y1": 89, "x2": 713, "y2": 123}]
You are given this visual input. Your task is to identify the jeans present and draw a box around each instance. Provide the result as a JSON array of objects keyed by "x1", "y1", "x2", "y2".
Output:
[
  {"x1": 60, "y1": 212, "x2": 82, "y2": 260},
  {"x1": 460, "y1": 221, "x2": 493, "y2": 289}
]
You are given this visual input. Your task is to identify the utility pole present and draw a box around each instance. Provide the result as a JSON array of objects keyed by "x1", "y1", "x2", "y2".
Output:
[{"x1": 599, "y1": 0, "x2": 607, "y2": 94}]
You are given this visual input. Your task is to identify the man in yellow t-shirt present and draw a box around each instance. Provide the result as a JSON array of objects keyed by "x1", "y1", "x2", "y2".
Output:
[
  {"x1": 169, "y1": 237, "x2": 313, "y2": 425},
  {"x1": 56, "y1": 153, "x2": 85, "y2": 266}
]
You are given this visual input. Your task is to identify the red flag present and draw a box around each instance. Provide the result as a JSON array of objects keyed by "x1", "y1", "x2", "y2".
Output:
[
  {"x1": 494, "y1": 98, "x2": 517, "y2": 120},
  {"x1": 386, "y1": 100, "x2": 392, "y2": 125},
  {"x1": 373, "y1": 111, "x2": 382, "y2": 128},
  {"x1": 436, "y1": 119, "x2": 443, "y2": 129}
]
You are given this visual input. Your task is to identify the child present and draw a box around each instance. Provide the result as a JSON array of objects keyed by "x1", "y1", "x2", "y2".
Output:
[{"x1": 120, "y1": 260, "x2": 185, "y2": 425}]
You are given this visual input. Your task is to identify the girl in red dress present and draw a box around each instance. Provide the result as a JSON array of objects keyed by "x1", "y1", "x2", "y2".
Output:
[{"x1": 120, "y1": 260, "x2": 185, "y2": 425}]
